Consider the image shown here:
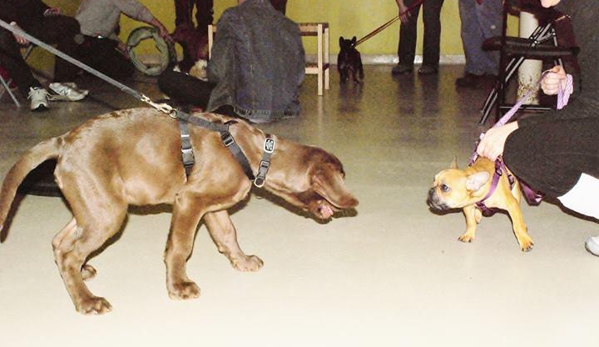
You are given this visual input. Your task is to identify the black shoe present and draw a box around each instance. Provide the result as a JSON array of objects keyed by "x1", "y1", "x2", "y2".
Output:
[
  {"x1": 418, "y1": 65, "x2": 438, "y2": 75},
  {"x1": 455, "y1": 73, "x2": 483, "y2": 88},
  {"x1": 391, "y1": 64, "x2": 413, "y2": 75}
]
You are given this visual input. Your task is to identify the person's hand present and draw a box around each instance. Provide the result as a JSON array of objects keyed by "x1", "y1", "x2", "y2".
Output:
[
  {"x1": 541, "y1": 65, "x2": 567, "y2": 96},
  {"x1": 43, "y1": 7, "x2": 61, "y2": 16},
  {"x1": 476, "y1": 122, "x2": 519, "y2": 161},
  {"x1": 10, "y1": 22, "x2": 30, "y2": 46},
  {"x1": 396, "y1": 0, "x2": 411, "y2": 23}
]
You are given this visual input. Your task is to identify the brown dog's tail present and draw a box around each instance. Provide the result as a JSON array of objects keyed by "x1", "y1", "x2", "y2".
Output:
[{"x1": 0, "y1": 137, "x2": 61, "y2": 231}]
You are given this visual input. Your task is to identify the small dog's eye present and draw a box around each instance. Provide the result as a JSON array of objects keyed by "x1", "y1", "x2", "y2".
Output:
[{"x1": 441, "y1": 184, "x2": 450, "y2": 193}]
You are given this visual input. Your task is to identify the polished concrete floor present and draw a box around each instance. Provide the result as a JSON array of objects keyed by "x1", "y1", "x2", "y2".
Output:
[{"x1": 0, "y1": 65, "x2": 598, "y2": 346}]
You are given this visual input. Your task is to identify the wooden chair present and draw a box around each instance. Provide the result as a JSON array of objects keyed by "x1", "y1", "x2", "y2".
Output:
[{"x1": 208, "y1": 22, "x2": 330, "y2": 96}]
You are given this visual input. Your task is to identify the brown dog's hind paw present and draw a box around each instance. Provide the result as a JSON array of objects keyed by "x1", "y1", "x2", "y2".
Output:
[
  {"x1": 232, "y1": 255, "x2": 264, "y2": 272},
  {"x1": 81, "y1": 264, "x2": 97, "y2": 281},
  {"x1": 168, "y1": 281, "x2": 201, "y2": 300},
  {"x1": 76, "y1": 296, "x2": 112, "y2": 315}
]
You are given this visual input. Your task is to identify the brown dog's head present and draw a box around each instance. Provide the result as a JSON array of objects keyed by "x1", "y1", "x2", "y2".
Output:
[
  {"x1": 427, "y1": 159, "x2": 490, "y2": 211},
  {"x1": 266, "y1": 145, "x2": 359, "y2": 220}
]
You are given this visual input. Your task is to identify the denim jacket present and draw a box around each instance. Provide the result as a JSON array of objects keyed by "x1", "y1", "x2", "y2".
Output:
[{"x1": 207, "y1": 0, "x2": 305, "y2": 122}]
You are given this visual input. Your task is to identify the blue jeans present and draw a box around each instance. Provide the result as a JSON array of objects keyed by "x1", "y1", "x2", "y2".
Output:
[{"x1": 458, "y1": 0, "x2": 503, "y2": 75}]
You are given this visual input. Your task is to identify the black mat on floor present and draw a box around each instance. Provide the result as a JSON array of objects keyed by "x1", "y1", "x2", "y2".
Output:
[{"x1": 17, "y1": 160, "x2": 62, "y2": 197}]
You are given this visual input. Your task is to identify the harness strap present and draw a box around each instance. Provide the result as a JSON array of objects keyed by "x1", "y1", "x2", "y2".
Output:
[
  {"x1": 177, "y1": 118, "x2": 195, "y2": 176},
  {"x1": 254, "y1": 135, "x2": 275, "y2": 188},
  {"x1": 220, "y1": 122, "x2": 255, "y2": 181}
]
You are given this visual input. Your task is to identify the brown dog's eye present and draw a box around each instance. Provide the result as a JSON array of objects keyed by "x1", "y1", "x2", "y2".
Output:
[{"x1": 441, "y1": 184, "x2": 450, "y2": 193}]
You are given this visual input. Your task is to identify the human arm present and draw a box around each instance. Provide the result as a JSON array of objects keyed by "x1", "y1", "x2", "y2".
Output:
[
  {"x1": 476, "y1": 122, "x2": 520, "y2": 161},
  {"x1": 112, "y1": 0, "x2": 171, "y2": 40}
]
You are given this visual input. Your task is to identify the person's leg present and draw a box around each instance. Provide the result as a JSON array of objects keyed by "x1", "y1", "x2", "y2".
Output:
[
  {"x1": 78, "y1": 37, "x2": 135, "y2": 80},
  {"x1": 398, "y1": 0, "x2": 420, "y2": 68},
  {"x1": 420, "y1": 0, "x2": 444, "y2": 73},
  {"x1": 35, "y1": 15, "x2": 81, "y2": 83},
  {"x1": 504, "y1": 116, "x2": 599, "y2": 255},
  {"x1": 393, "y1": 0, "x2": 420, "y2": 74},
  {"x1": 175, "y1": 0, "x2": 193, "y2": 27},
  {"x1": 473, "y1": 0, "x2": 503, "y2": 75},
  {"x1": 158, "y1": 69, "x2": 215, "y2": 108},
  {"x1": 195, "y1": 0, "x2": 214, "y2": 34},
  {"x1": 0, "y1": 29, "x2": 42, "y2": 97}
]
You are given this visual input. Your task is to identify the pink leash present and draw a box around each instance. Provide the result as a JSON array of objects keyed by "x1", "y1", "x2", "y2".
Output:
[{"x1": 471, "y1": 71, "x2": 574, "y2": 206}]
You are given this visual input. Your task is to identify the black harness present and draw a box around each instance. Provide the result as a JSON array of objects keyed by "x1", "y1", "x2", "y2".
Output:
[{"x1": 175, "y1": 110, "x2": 275, "y2": 187}]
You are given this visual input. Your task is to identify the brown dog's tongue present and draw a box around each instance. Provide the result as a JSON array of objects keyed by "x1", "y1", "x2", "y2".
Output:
[{"x1": 321, "y1": 205, "x2": 334, "y2": 218}]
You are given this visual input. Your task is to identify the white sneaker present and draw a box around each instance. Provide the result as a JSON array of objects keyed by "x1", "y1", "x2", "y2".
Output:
[
  {"x1": 48, "y1": 82, "x2": 88, "y2": 101},
  {"x1": 28, "y1": 87, "x2": 49, "y2": 111},
  {"x1": 585, "y1": 236, "x2": 599, "y2": 257}
]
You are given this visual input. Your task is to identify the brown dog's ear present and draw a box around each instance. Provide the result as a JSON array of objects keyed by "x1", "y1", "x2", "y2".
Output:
[
  {"x1": 312, "y1": 168, "x2": 359, "y2": 209},
  {"x1": 450, "y1": 157, "x2": 458, "y2": 169},
  {"x1": 466, "y1": 172, "x2": 490, "y2": 192}
]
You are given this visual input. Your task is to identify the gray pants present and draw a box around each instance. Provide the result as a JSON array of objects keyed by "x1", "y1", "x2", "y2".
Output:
[{"x1": 458, "y1": 0, "x2": 503, "y2": 75}]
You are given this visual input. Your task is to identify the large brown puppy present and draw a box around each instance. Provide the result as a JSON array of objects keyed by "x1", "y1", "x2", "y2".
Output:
[
  {"x1": 427, "y1": 157, "x2": 533, "y2": 252},
  {"x1": 0, "y1": 108, "x2": 359, "y2": 314}
]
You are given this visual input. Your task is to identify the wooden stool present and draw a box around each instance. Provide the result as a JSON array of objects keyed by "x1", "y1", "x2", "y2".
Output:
[
  {"x1": 298, "y1": 22, "x2": 330, "y2": 96},
  {"x1": 208, "y1": 22, "x2": 330, "y2": 96}
]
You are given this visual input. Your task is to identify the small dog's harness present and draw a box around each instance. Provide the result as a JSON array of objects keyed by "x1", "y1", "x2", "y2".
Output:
[{"x1": 474, "y1": 157, "x2": 515, "y2": 217}]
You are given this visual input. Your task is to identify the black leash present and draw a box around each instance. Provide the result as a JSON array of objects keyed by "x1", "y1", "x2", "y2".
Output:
[{"x1": 0, "y1": 19, "x2": 274, "y2": 187}]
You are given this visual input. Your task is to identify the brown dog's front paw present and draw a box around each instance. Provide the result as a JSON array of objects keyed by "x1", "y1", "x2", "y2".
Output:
[
  {"x1": 458, "y1": 233, "x2": 476, "y2": 243},
  {"x1": 232, "y1": 255, "x2": 264, "y2": 272},
  {"x1": 76, "y1": 296, "x2": 112, "y2": 315},
  {"x1": 168, "y1": 281, "x2": 201, "y2": 300}
]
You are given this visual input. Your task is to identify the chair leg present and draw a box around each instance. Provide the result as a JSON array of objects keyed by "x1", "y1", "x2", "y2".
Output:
[
  {"x1": 324, "y1": 26, "x2": 329, "y2": 91},
  {"x1": 317, "y1": 24, "x2": 323, "y2": 96},
  {"x1": 0, "y1": 75, "x2": 21, "y2": 107}
]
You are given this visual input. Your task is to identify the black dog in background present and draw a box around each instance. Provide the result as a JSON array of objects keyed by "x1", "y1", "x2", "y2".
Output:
[{"x1": 338, "y1": 36, "x2": 364, "y2": 83}]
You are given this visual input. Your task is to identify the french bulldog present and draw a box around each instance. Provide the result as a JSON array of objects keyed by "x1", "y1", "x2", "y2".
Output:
[
  {"x1": 337, "y1": 36, "x2": 364, "y2": 83},
  {"x1": 427, "y1": 157, "x2": 533, "y2": 252}
]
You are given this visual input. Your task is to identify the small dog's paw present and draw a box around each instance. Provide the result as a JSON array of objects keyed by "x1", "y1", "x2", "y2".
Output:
[
  {"x1": 76, "y1": 296, "x2": 112, "y2": 315},
  {"x1": 518, "y1": 237, "x2": 534, "y2": 252},
  {"x1": 458, "y1": 233, "x2": 476, "y2": 243},
  {"x1": 168, "y1": 281, "x2": 201, "y2": 300},
  {"x1": 81, "y1": 264, "x2": 97, "y2": 281},
  {"x1": 232, "y1": 255, "x2": 264, "y2": 272}
]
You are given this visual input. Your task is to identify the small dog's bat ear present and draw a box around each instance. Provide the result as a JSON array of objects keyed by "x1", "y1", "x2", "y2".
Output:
[
  {"x1": 351, "y1": 36, "x2": 357, "y2": 42},
  {"x1": 339, "y1": 36, "x2": 344, "y2": 45},
  {"x1": 450, "y1": 157, "x2": 458, "y2": 169},
  {"x1": 466, "y1": 172, "x2": 490, "y2": 192}
]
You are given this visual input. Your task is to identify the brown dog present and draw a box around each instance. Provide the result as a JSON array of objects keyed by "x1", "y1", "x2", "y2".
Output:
[
  {"x1": 427, "y1": 157, "x2": 533, "y2": 252},
  {"x1": 0, "y1": 108, "x2": 359, "y2": 314}
]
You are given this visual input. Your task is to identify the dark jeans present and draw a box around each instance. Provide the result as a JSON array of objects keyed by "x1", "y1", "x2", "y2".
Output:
[
  {"x1": 398, "y1": 0, "x2": 444, "y2": 67},
  {"x1": 0, "y1": 15, "x2": 80, "y2": 96},
  {"x1": 77, "y1": 36, "x2": 135, "y2": 80}
]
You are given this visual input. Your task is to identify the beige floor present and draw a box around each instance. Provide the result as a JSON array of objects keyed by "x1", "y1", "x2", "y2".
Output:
[{"x1": 0, "y1": 65, "x2": 598, "y2": 346}]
